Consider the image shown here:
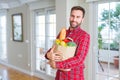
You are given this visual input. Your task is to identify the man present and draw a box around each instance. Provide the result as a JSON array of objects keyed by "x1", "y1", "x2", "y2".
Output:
[{"x1": 45, "y1": 6, "x2": 90, "y2": 80}]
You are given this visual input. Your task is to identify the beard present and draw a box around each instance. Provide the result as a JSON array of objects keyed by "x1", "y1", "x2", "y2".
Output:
[{"x1": 70, "y1": 21, "x2": 82, "y2": 28}]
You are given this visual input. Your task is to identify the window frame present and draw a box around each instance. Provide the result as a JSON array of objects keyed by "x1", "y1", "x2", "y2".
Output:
[
  {"x1": 91, "y1": 1, "x2": 120, "y2": 80},
  {"x1": 32, "y1": 7, "x2": 56, "y2": 78}
]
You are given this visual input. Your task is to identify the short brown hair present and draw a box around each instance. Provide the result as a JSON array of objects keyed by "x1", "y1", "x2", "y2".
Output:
[{"x1": 71, "y1": 6, "x2": 85, "y2": 18}]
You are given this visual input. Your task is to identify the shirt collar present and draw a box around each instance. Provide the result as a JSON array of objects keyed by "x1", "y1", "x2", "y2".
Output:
[{"x1": 68, "y1": 26, "x2": 81, "y2": 33}]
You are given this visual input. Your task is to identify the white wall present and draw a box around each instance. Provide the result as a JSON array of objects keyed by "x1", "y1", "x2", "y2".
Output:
[{"x1": 7, "y1": 4, "x2": 31, "y2": 73}]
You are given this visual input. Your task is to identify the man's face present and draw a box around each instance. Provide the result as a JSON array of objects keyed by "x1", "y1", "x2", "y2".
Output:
[{"x1": 69, "y1": 10, "x2": 84, "y2": 28}]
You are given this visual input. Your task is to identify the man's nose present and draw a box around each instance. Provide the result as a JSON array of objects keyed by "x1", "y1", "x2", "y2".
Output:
[{"x1": 73, "y1": 17, "x2": 77, "y2": 21}]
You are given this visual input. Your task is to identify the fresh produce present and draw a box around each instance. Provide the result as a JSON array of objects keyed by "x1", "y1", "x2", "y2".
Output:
[
  {"x1": 67, "y1": 42, "x2": 76, "y2": 47},
  {"x1": 60, "y1": 41, "x2": 67, "y2": 47},
  {"x1": 55, "y1": 39, "x2": 61, "y2": 45},
  {"x1": 55, "y1": 27, "x2": 76, "y2": 47},
  {"x1": 63, "y1": 38, "x2": 70, "y2": 43}
]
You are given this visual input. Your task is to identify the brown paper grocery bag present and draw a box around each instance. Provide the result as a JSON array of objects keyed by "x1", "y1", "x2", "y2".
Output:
[
  {"x1": 54, "y1": 45, "x2": 76, "y2": 60},
  {"x1": 53, "y1": 45, "x2": 76, "y2": 71}
]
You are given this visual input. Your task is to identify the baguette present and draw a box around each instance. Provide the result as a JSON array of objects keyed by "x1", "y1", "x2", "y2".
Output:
[{"x1": 59, "y1": 27, "x2": 66, "y2": 40}]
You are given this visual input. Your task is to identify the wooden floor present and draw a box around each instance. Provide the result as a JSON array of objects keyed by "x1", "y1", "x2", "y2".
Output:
[{"x1": 0, "y1": 64, "x2": 42, "y2": 80}]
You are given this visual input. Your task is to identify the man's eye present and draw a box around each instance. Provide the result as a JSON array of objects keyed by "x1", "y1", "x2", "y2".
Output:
[
  {"x1": 77, "y1": 16, "x2": 81, "y2": 18},
  {"x1": 71, "y1": 15, "x2": 74, "y2": 17}
]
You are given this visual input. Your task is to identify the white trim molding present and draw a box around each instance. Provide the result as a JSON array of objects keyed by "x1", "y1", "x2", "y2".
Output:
[{"x1": 86, "y1": 0, "x2": 98, "y2": 2}]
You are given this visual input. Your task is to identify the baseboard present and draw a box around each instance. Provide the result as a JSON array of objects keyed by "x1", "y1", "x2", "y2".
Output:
[{"x1": 0, "y1": 60, "x2": 32, "y2": 76}]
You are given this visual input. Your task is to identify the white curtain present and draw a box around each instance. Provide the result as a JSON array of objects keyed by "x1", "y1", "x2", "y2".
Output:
[{"x1": 86, "y1": 0, "x2": 98, "y2": 2}]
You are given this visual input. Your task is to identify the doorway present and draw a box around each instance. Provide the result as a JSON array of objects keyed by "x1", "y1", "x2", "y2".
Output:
[{"x1": 95, "y1": 1, "x2": 120, "y2": 80}]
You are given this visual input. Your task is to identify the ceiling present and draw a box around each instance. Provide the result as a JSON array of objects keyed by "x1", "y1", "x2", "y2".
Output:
[{"x1": 0, "y1": 0, "x2": 40, "y2": 9}]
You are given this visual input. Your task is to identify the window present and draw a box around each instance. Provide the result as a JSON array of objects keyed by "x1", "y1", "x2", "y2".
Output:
[
  {"x1": 95, "y1": 1, "x2": 120, "y2": 80},
  {"x1": 34, "y1": 8, "x2": 56, "y2": 76},
  {"x1": 0, "y1": 12, "x2": 7, "y2": 61}
]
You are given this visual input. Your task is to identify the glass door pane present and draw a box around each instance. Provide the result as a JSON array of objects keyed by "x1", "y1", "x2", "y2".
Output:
[
  {"x1": 34, "y1": 9, "x2": 56, "y2": 76},
  {"x1": 46, "y1": 14, "x2": 56, "y2": 76},
  {"x1": 96, "y1": 2, "x2": 120, "y2": 80},
  {"x1": 35, "y1": 15, "x2": 46, "y2": 73}
]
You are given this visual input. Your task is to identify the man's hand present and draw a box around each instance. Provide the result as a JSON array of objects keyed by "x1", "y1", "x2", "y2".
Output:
[
  {"x1": 48, "y1": 60, "x2": 56, "y2": 69},
  {"x1": 47, "y1": 45, "x2": 62, "y2": 61}
]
